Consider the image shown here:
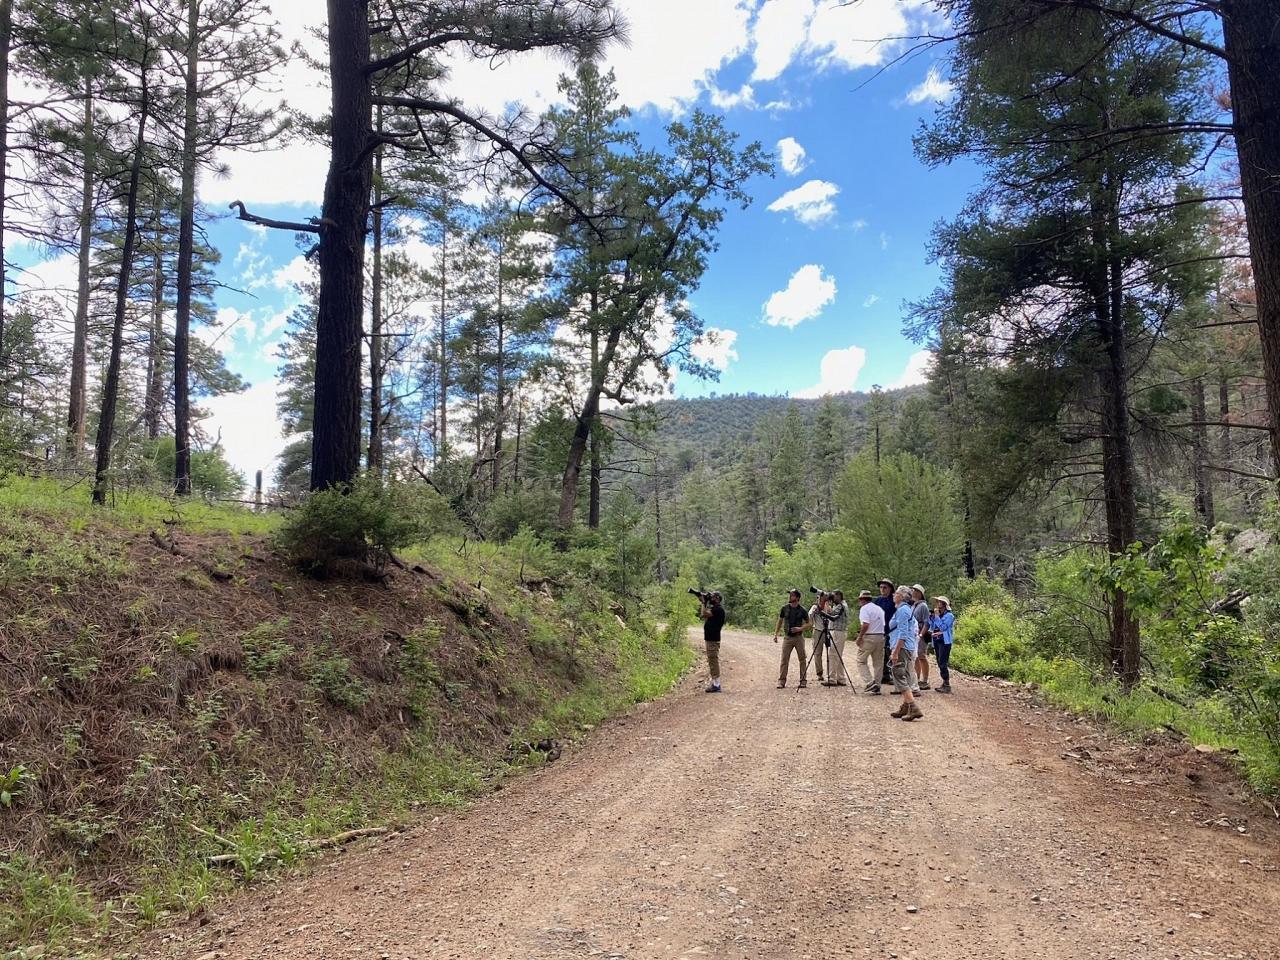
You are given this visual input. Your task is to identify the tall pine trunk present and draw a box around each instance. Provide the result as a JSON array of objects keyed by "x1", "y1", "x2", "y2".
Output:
[
  {"x1": 67, "y1": 84, "x2": 95, "y2": 455},
  {"x1": 588, "y1": 311, "x2": 601, "y2": 529},
  {"x1": 1222, "y1": 2, "x2": 1280, "y2": 480},
  {"x1": 0, "y1": 0, "x2": 11, "y2": 357},
  {"x1": 492, "y1": 245, "x2": 505, "y2": 495},
  {"x1": 558, "y1": 324, "x2": 622, "y2": 531},
  {"x1": 1096, "y1": 221, "x2": 1141, "y2": 687},
  {"x1": 367, "y1": 134, "x2": 384, "y2": 476},
  {"x1": 1219, "y1": 373, "x2": 1231, "y2": 465},
  {"x1": 143, "y1": 200, "x2": 166, "y2": 440},
  {"x1": 1191, "y1": 377, "x2": 1215, "y2": 527},
  {"x1": 92, "y1": 81, "x2": 150, "y2": 505},
  {"x1": 312, "y1": 0, "x2": 372, "y2": 491},
  {"x1": 437, "y1": 228, "x2": 448, "y2": 458},
  {"x1": 173, "y1": 0, "x2": 199, "y2": 495}
]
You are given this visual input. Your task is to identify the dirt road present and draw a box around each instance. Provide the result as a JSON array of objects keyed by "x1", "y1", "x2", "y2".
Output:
[{"x1": 158, "y1": 630, "x2": 1280, "y2": 960}]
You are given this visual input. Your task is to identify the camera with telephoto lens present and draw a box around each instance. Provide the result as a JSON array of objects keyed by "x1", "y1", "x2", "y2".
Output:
[{"x1": 688, "y1": 587, "x2": 710, "y2": 602}]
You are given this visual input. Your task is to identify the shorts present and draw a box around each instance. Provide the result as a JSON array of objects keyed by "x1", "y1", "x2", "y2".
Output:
[{"x1": 891, "y1": 654, "x2": 915, "y2": 693}]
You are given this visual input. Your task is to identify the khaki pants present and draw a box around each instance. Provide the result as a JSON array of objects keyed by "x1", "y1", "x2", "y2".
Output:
[
  {"x1": 826, "y1": 629, "x2": 848, "y2": 682},
  {"x1": 857, "y1": 633, "x2": 885, "y2": 688},
  {"x1": 779, "y1": 632, "x2": 807, "y2": 685},
  {"x1": 705, "y1": 640, "x2": 721, "y2": 681}
]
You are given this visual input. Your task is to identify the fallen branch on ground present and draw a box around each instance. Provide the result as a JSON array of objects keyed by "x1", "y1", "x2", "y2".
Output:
[
  {"x1": 150, "y1": 530, "x2": 233, "y2": 582},
  {"x1": 203, "y1": 826, "x2": 391, "y2": 867}
]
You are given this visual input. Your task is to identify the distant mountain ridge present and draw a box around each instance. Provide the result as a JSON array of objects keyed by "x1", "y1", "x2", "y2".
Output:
[{"x1": 643, "y1": 387, "x2": 923, "y2": 455}]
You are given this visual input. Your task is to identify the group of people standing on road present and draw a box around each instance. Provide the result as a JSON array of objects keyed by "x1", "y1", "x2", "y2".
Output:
[{"x1": 700, "y1": 578, "x2": 956, "y2": 721}]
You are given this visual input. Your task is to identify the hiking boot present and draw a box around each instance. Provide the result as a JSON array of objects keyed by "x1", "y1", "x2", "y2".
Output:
[
  {"x1": 777, "y1": 681, "x2": 786, "y2": 689},
  {"x1": 919, "y1": 680, "x2": 932, "y2": 690},
  {"x1": 902, "y1": 703, "x2": 925, "y2": 721},
  {"x1": 939, "y1": 683, "x2": 952, "y2": 694},
  {"x1": 798, "y1": 680, "x2": 808, "y2": 688},
  {"x1": 890, "y1": 702, "x2": 909, "y2": 718},
  {"x1": 705, "y1": 682, "x2": 722, "y2": 693},
  {"x1": 868, "y1": 684, "x2": 881, "y2": 695}
]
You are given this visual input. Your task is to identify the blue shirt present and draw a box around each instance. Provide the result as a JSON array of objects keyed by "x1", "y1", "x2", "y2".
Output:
[
  {"x1": 873, "y1": 594, "x2": 896, "y2": 629},
  {"x1": 929, "y1": 611, "x2": 955, "y2": 645},
  {"x1": 889, "y1": 601, "x2": 917, "y2": 656}
]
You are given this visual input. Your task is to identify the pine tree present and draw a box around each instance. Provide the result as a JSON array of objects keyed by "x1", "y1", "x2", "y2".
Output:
[
  {"x1": 914, "y1": 0, "x2": 1218, "y2": 684},
  {"x1": 232, "y1": 0, "x2": 620, "y2": 493}
]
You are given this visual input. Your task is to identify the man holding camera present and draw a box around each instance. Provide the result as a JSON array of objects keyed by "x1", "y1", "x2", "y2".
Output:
[
  {"x1": 806, "y1": 592, "x2": 828, "y2": 684},
  {"x1": 698, "y1": 591, "x2": 726, "y2": 694},
  {"x1": 774, "y1": 589, "x2": 811, "y2": 688},
  {"x1": 821, "y1": 590, "x2": 850, "y2": 686}
]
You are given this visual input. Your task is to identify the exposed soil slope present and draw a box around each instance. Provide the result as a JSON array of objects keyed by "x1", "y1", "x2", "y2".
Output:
[
  {"x1": 148, "y1": 629, "x2": 1280, "y2": 960},
  {"x1": 0, "y1": 509, "x2": 657, "y2": 929}
]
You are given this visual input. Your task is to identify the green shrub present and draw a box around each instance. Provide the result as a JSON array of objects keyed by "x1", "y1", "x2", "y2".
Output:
[
  {"x1": 241, "y1": 619, "x2": 292, "y2": 676},
  {"x1": 306, "y1": 654, "x2": 370, "y2": 711},
  {"x1": 276, "y1": 475, "x2": 456, "y2": 575},
  {"x1": 950, "y1": 603, "x2": 1029, "y2": 678}
]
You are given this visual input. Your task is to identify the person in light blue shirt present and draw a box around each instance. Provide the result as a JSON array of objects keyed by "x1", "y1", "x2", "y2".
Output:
[
  {"x1": 929, "y1": 597, "x2": 956, "y2": 694},
  {"x1": 887, "y1": 587, "x2": 922, "y2": 720}
]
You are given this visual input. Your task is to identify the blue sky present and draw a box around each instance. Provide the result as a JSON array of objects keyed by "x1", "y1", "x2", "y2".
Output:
[{"x1": 20, "y1": 0, "x2": 980, "y2": 480}]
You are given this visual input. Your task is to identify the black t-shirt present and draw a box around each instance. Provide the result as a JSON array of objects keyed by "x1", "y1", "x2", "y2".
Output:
[
  {"x1": 704, "y1": 602, "x2": 726, "y2": 643},
  {"x1": 779, "y1": 603, "x2": 808, "y2": 635}
]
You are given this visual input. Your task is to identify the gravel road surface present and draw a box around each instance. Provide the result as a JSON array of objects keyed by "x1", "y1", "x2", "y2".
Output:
[{"x1": 156, "y1": 629, "x2": 1280, "y2": 960}]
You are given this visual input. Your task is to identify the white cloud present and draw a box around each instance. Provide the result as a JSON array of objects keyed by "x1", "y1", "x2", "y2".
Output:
[
  {"x1": 259, "y1": 308, "x2": 289, "y2": 340},
  {"x1": 807, "y1": 0, "x2": 923, "y2": 72},
  {"x1": 752, "y1": 0, "x2": 816, "y2": 82},
  {"x1": 863, "y1": 294, "x2": 880, "y2": 308},
  {"x1": 440, "y1": 0, "x2": 755, "y2": 116},
  {"x1": 768, "y1": 179, "x2": 840, "y2": 226},
  {"x1": 777, "y1": 136, "x2": 808, "y2": 175},
  {"x1": 796, "y1": 345, "x2": 868, "y2": 398},
  {"x1": 204, "y1": 378, "x2": 288, "y2": 493},
  {"x1": 709, "y1": 83, "x2": 758, "y2": 111},
  {"x1": 851, "y1": 218, "x2": 868, "y2": 231},
  {"x1": 753, "y1": 0, "x2": 929, "y2": 82},
  {"x1": 691, "y1": 327, "x2": 739, "y2": 370},
  {"x1": 891, "y1": 349, "x2": 934, "y2": 388},
  {"x1": 904, "y1": 65, "x2": 956, "y2": 105},
  {"x1": 13, "y1": 252, "x2": 79, "y2": 301},
  {"x1": 272, "y1": 255, "x2": 315, "y2": 291},
  {"x1": 764, "y1": 264, "x2": 837, "y2": 329},
  {"x1": 880, "y1": 231, "x2": 890, "y2": 250}
]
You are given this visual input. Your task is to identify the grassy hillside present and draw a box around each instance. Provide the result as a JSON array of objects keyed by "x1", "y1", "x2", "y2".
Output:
[{"x1": 0, "y1": 478, "x2": 691, "y2": 955}]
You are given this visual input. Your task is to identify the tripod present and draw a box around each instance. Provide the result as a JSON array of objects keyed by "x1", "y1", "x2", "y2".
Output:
[{"x1": 802, "y1": 614, "x2": 856, "y2": 695}]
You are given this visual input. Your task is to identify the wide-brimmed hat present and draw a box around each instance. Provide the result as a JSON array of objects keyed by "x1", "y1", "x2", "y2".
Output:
[
  {"x1": 911, "y1": 583, "x2": 926, "y2": 595},
  {"x1": 877, "y1": 578, "x2": 894, "y2": 588},
  {"x1": 935, "y1": 596, "x2": 951, "y2": 608},
  {"x1": 858, "y1": 590, "x2": 874, "y2": 601}
]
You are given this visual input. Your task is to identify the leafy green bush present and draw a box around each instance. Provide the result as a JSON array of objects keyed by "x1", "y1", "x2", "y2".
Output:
[
  {"x1": 949, "y1": 604, "x2": 1030, "y2": 678},
  {"x1": 1027, "y1": 551, "x2": 1110, "y2": 664},
  {"x1": 276, "y1": 475, "x2": 456, "y2": 575}
]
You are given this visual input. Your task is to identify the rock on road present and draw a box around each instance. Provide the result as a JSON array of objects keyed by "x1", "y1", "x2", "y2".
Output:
[{"x1": 161, "y1": 629, "x2": 1280, "y2": 960}]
